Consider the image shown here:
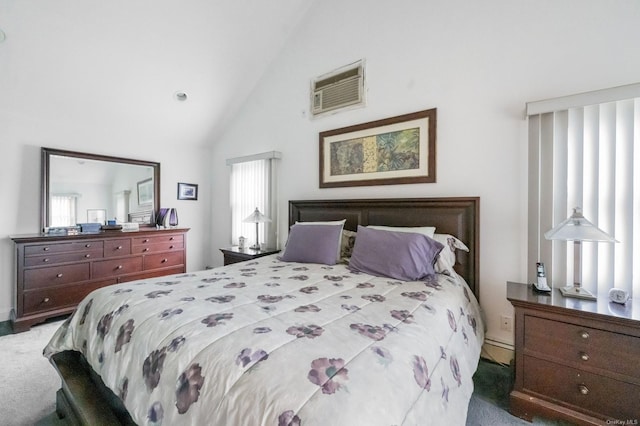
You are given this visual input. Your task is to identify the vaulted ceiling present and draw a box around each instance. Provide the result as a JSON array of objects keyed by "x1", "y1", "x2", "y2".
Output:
[{"x1": 0, "y1": 1, "x2": 316, "y2": 147}]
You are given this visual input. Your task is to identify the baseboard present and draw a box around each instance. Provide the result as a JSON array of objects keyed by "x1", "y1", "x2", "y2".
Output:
[
  {"x1": 481, "y1": 338, "x2": 514, "y2": 365},
  {"x1": 0, "y1": 307, "x2": 12, "y2": 323}
]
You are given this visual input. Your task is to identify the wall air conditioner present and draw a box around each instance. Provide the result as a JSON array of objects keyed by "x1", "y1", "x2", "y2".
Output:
[{"x1": 311, "y1": 60, "x2": 365, "y2": 117}]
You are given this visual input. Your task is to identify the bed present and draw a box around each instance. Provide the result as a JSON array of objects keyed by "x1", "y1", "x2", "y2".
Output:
[{"x1": 44, "y1": 197, "x2": 482, "y2": 425}]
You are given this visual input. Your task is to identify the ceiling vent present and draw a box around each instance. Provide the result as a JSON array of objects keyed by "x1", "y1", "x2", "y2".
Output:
[{"x1": 311, "y1": 60, "x2": 365, "y2": 117}]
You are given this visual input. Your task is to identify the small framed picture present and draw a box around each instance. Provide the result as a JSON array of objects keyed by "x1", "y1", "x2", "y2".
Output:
[
  {"x1": 87, "y1": 209, "x2": 106, "y2": 224},
  {"x1": 177, "y1": 182, "x2": 198, "y2": 200}
]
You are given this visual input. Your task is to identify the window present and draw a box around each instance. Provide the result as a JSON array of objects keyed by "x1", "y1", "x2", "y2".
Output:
[
  {"x1": 527, "y1": 83, "x2": 640, "y2": 297},
  {"x1": 50, "y1": 194, "x2": 78, "y2": 227},
  {"x1": 227, "y1": 151, "x2": 281, "y2": 249}
]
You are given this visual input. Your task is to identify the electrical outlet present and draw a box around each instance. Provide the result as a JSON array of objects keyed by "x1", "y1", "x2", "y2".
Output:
[{"x1": 500, "y1": 315, "x2": 513, "y2": 332}]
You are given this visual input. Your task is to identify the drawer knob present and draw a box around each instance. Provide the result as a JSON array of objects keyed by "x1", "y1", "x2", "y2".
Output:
[
  {"x1": 43, "y1": 297, "x2": 50, "y2": 303},
  {"x1": 56, "y1": 273, "x2": 63, "y2": 278},
  {"x1": 579, "y1": 352, "x2": 589, "y2": 361},
  {"x1": 85, "y1": 244, "x2": 91, "y2": 248},
  {"x1": 43, "y1": 247, "x2": 50, "y2": 251},
  {"x1": 169, "y1": 245, "x2": 174, "y2": 249},
  {"x1": 143, "y1": 248, "x2": 149, "y2": 252},
  {"x1": 580, "y1": 331, "x2": 590, "y2": 339},
  {"x1": 161, "y1": 258, "x2": 168, "y2": 263},
  {"x1": 578, "y1": 384, "x2": 589, "y2": 395},
  {"x1": 117, "y1": 246, "x2": 123, "y2": 250},
  {"x1": 170, "y1": 237, "x2": 174, "y2": 241},
  {"x1": 116, "y1": 265, "x2": 123, "y2": 270},
  {"x1": 43, "y1": 258, "x2": 49, "y2": 263},
  {"x1": 143, "y1": 239, "x2": 149, "y2": 243},
  {"x1": 85, "y1": 254, "x2": 91, "y2": 258}
]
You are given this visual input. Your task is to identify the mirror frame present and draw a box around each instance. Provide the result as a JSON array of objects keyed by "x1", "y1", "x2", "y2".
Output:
[{"x1": 41, "y1": 147, "x2": 161, "y2": 231}]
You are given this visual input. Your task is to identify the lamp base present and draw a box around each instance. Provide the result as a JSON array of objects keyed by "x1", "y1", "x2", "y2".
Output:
[{"x1": 558, "y1": 285, "x2": 597, "y2": 301}]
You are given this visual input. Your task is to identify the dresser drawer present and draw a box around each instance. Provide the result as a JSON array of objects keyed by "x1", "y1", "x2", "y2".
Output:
[
  {"x1": 23, "y1": 281, "x2": 110, "y2": 315},
  {"x1": 143, "y1": 251, "x2": 184, "y2": 270},
  {"x1": 132, "y1": 234, "x2": 183, "y2": 246},
  {"x1": 523, "y1": 355, "x2": 639, "y2": 420},
  {"x1": 24, "y1": 249, "x2": 103, "y2": 267},
  {"x1": 24, "y1": 264, "x2": 90, "y2": 290},
  {"x1": 524, "y1": 315, "x2": 640, "y2": 380},
  {"x1": 104, "y1": 239, "x2": 132, "y2": 257},
  {"x1": 24, "y1": 240, "x2": 103, "y2": 256},
  {"x1": 92, "y1": 257, "x2": 143, "y2": 278},
  {"x1": 132, "y1": 234, "x2": 184, "y2": 254}
]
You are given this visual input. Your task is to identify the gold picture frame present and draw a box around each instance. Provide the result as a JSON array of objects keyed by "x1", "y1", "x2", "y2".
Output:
[{"x1": 319, "y1": 108, "x2": 436, "y2": 188}]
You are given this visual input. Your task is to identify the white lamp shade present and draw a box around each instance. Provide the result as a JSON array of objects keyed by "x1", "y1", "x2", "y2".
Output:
[
  {"x1": 544, "y1": 207, "x2": 617, "y2": 243},
  {"x1": 242, "y1": 208, "x2": 271, "y2": 224}
]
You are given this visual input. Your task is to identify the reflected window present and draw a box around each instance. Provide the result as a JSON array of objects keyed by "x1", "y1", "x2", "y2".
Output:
[{"x1": 50, "y1": 194, "x2": 78, "y2": 227}]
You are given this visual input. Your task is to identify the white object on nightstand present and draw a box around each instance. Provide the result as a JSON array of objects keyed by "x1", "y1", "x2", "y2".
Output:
[{"x1": 609, "y1": 288, "x2": 630, "y2": 304}]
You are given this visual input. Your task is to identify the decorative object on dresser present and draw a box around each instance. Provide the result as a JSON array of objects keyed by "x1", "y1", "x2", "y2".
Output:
[
  {"x1": 544, "y1": 207, "x2": 618, "y2": 300},
  {"x1": 219, "y1": 246, "x2": 280, "y2": 266},
  {"x1": 155, "y1": 207, "x2": 178, "y2": 228},
  {"x1": 10, "y1": 228, "x2": 189, "y2": 333},
  {"x1": 242, "y1": 207, "x2": 271, "y2": 250},
  {"x1": 507, "y1": 281, "x2": 640, "y2": 424}
]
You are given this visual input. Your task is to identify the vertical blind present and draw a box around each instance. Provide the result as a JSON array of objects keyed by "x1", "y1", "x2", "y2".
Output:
[
  {"x1": 527, "y1": 83, "x2": 640, "y2": 297},
  {"x1": 50, "y1": 195, "x2": 78, "y2": 227},
  {"x1": 227, "y1": 151, "x2": 281, "y2": 249}
]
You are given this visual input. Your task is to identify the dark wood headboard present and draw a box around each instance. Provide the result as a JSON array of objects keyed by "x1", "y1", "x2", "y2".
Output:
[{"x1": 289, "y1": 197, "x2": 480, "y2": 299}]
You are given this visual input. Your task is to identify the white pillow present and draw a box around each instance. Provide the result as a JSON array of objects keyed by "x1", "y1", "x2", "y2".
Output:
[
  {"x1": 294, "y1": 219, "x2": 346, "y2": 262},
  {"x1": 367, "y1": 225, "x2": 436, "y2": 238},
  {"x1": 432, "y1": 233, "x2": 469, "y2": 274}
]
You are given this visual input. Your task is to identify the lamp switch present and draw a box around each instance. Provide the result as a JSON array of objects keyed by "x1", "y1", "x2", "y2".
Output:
[{"x1": 500, "y1": 315, "x2": 513, "y2": 332}]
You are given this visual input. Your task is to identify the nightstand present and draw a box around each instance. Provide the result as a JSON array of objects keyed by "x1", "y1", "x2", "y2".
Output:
[
  {"x1": 507, "y1": 281, "x2": 640, "y2": 424},
  {"x1": 220, "y1": 247, "x2": 280, "y2": 266}
]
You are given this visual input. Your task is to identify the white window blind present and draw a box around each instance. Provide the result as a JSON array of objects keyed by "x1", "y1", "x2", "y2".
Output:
[
  {"x1": 527, "y1": 84, "x2": 640, "y2": 298},
  {"x1": 227, "y1": 151, "x2": 281, "y2": 249},
  {"x1": 50, "y1": 194, "x2": 78, "y2": 227}
]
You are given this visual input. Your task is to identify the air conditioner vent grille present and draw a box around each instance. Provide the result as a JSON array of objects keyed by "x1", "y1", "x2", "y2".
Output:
[{"x1": 311, "y1": 60, "x2": 365, "y2": 116}]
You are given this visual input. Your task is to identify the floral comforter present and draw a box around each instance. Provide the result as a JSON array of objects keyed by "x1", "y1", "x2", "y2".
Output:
[{"x1": 45, "y1": 255, "x2": 484, "y2": 425}]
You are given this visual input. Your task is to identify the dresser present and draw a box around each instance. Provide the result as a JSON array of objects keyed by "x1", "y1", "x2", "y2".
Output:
[
  {"x1": 219, "y1": 247, "x2": 280, "y2": 265},
  {"x1": 11, "y1": 228, "x2": 189, "y2": 332},
  {"x1": 507, "y1": 281, "x2": 640, "y2": 424}
]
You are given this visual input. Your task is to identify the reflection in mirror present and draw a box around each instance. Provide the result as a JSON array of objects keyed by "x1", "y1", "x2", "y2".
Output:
[{"x1": 42, "y1": 148, "x2": 160, "y2": 231}]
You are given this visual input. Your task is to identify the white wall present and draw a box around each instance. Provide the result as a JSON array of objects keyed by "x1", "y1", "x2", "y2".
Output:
[
  {"x1": 211, "y1": 0, "x2": 640, "y2": 346},
  {"x1": 0, "y1": 0, "x2": 311, "y2": 322},
  {"x1": 0, "y1": 2, "x2": 216, "y2": 321},
  {"x1": 2, "y1": 0, "x2": 640, "y2": 345}
]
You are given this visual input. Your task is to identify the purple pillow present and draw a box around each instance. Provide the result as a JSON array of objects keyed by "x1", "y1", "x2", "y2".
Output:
[
  {"x1": 348, "y1": 225, "x2": 444, "y2": 281},
  {"x1": 279, "y1": 224, "x2": 343, "y2": 265}
]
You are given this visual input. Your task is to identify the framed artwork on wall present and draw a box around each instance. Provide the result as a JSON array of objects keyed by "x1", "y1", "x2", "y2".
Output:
[
  {"x1": 319, "y1": 108, "x2": 437, "y2": 188},
  {"x1": 137, "y1": 178, "x2": 154, "y2": 205},
  {"x1": 177, "y1": 182, "x2": 198, "y2": 200}
]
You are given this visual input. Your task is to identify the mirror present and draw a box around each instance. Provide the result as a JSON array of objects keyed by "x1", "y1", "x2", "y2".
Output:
[{"x1": 42, "y1": 147, "x2": 160, "y2": 231}]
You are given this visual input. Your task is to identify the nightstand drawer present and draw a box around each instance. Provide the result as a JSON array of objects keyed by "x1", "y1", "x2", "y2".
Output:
[
  {"x1": 524, "y1": 315, "x2": 640, "y2": 380},
  {"x1": 523, "y1": 355, "x2": 639, "y2": 420}
]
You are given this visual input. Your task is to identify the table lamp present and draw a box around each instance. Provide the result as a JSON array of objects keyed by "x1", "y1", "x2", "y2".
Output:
[
  {"x1": 242, "y1": 207, "x2": 271, "y2": 250},
  {"x1": 544, "y1": 207, "x2": 618, "y2": 300}
]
